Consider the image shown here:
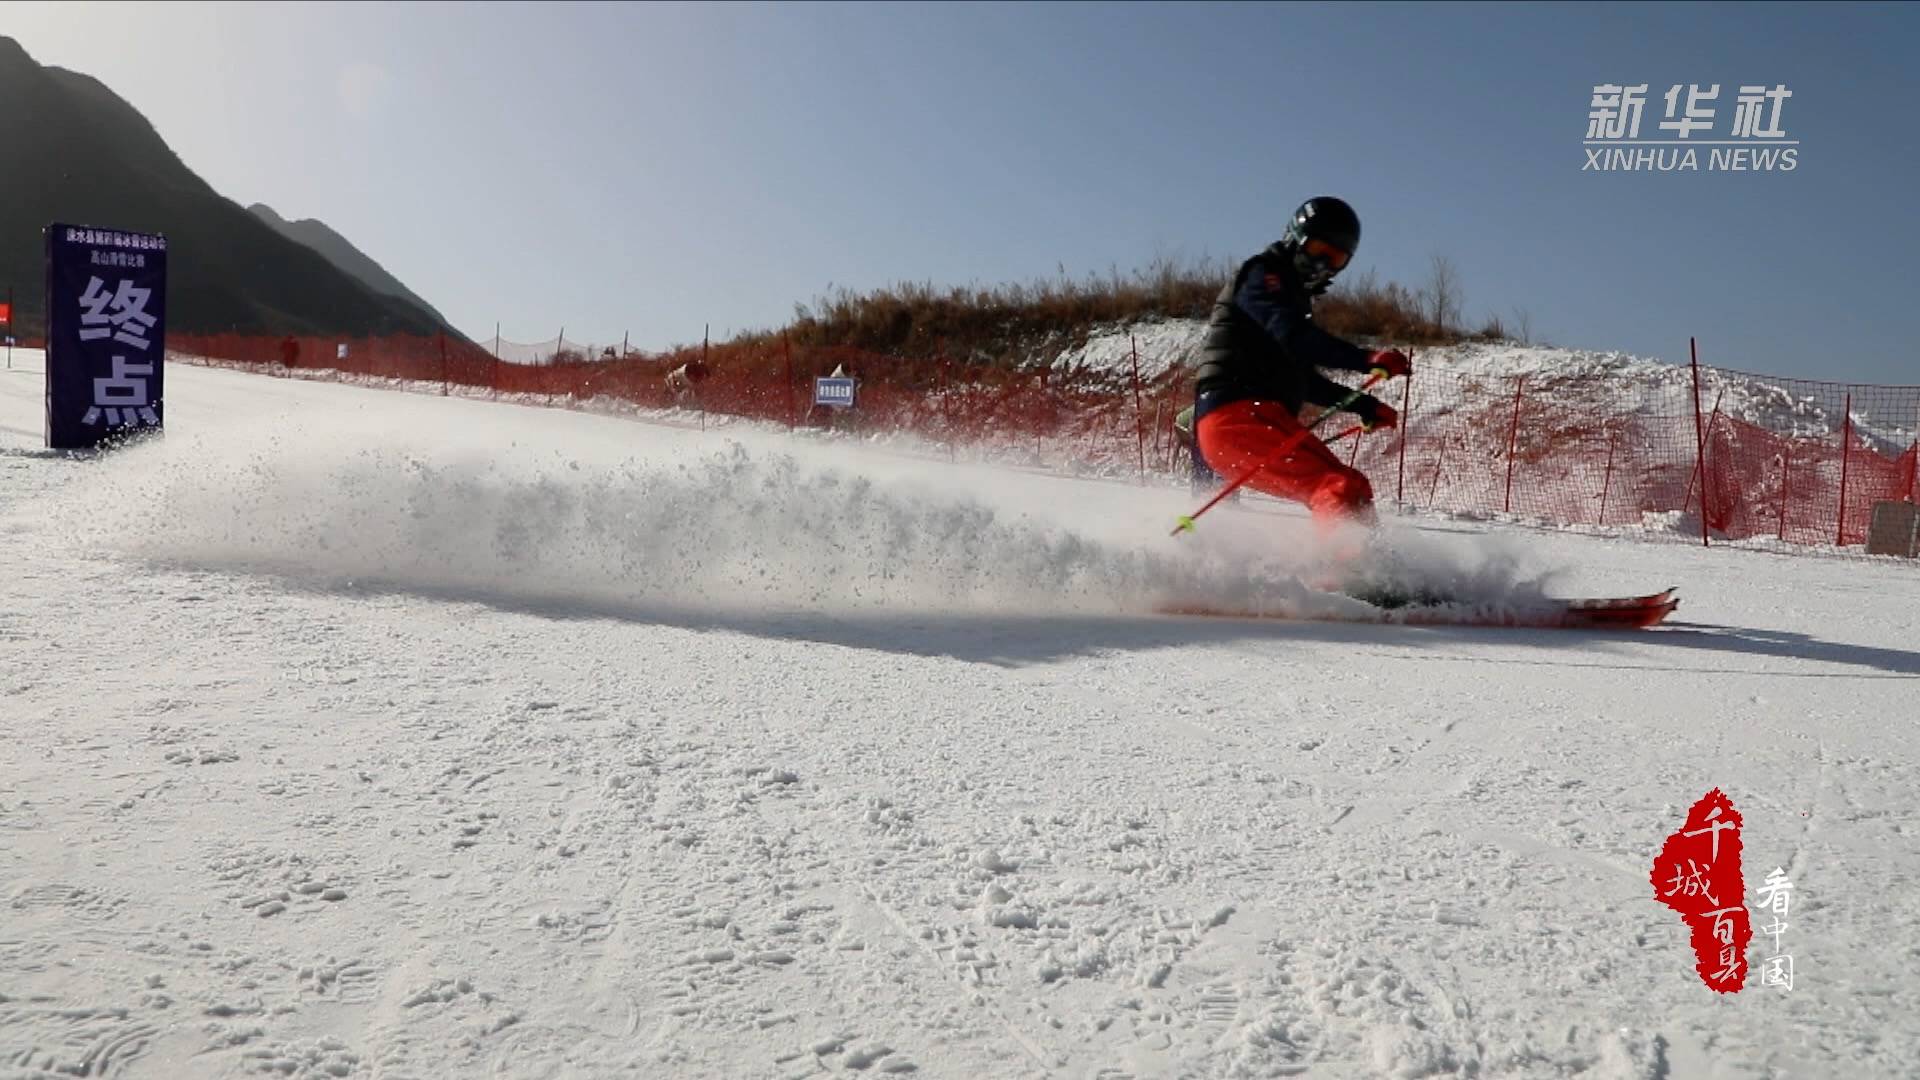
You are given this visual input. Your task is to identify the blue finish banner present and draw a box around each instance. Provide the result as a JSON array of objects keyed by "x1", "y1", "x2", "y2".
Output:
[{"x1": 45, "y1": 223, "x2": 168, "y2": 449}]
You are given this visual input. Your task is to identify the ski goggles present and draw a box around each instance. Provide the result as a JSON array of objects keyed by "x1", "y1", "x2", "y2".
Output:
[{"x1": 1302, "y1": 237, "x2": 1352, "y2": 271}]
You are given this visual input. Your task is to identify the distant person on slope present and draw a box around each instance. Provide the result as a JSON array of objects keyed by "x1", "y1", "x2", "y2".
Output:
[{"x1": 1186, "y1": 196, "x2": 1409, "y2": 527}]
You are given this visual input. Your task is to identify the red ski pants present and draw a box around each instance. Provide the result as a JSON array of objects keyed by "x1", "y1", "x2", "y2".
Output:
[{"x1": 1196, "y1": 400, "x2": 1374, "y2": 524}]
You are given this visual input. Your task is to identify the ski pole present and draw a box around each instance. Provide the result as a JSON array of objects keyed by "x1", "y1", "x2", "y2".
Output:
[
  {"x1": 1171, "y1": 369, "x2": 1391, "y2": 537},
  {"x1": 1322, "y1": 423, "x2": 1367, "y2": 446}
]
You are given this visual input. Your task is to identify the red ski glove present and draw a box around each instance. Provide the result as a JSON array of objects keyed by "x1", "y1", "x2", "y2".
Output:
[
  {"x1": 1368, "y1": 349, "x2": 1412, "y2": 378},
  {"x1": 1352, "y1": 396, "x2": 1398, "y2": 431}
]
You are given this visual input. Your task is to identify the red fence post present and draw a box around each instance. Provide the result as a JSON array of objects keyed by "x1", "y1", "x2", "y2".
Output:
[
  {"x1": 1688, "y1": 337, "x2": 1709, "y2": 547},
  {"x1": 942, "y1": 354, "x2": 956, "y2": 460},
  {"x1": 1685, "y1": 391, "x2": 1726, "y2": 533},
  {"x1": 1128, "y1": 334, "x2": 1147, "y2": 482},
  {"x1": 1598, "y1": 426, "x2": 1616, "y2": 525},
  {"x1": 1503, "y1": 374, "x2": 1526, "y2": 514},
  {"x1": 783, "y1": 333, "x2": 795, "y2": 432},
  {"x1": 438, "y1": 330, "x2": 449, "y2": 395},
  {"x1": 1035, "y1": 371, "x2": 1045, "y2": 460},
  {"x1": 1778, "y1": 447, "x2": 1791, "y2": 541},
  {"x1": 1837, "y1": 392, "x2": 1853, "y2": 547},
  {"x1": 1395, "y1": 354, "x2": 1412, "y2": 505}
]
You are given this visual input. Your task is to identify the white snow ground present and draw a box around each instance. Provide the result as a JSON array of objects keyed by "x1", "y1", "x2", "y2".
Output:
[{"x1": 2, "y1": 352, "x2": 1917, "y2": 1079}]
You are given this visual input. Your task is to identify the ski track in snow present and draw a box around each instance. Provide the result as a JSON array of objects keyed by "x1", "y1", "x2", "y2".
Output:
[{"x1": 2, "y1": 352, "x2": 1918, "y2": 1078}]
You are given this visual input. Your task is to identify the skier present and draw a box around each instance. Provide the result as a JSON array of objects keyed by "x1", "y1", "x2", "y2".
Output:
[{"x1": 1186, "y1": 196, "x2": 1410, "y2": 527}]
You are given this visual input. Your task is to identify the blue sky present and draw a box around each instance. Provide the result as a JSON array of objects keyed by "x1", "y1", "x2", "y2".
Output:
[{"x1": 8, "y1": 2, "x2": 1917, "y2": 381}]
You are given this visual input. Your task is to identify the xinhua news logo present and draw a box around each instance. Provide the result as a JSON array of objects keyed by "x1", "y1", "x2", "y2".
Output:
[{"x1": 1584, "y1": 84, "x2": 1797, "y2": 172}]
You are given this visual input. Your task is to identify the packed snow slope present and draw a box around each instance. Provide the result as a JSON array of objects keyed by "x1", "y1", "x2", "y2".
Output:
[{"x1": 2, "y1": 352, "x2": 1917, "y2": 1079}]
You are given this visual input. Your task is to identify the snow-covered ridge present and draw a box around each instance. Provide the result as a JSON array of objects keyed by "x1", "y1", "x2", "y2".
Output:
[{"x1": 1050, "y1": 320, "x2": 1918, "y2": 452}]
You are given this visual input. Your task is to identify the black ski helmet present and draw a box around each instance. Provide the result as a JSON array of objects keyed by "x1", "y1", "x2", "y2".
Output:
[{"x1": 1281, "y1": 196, "x2": 1360, "y2": 290}]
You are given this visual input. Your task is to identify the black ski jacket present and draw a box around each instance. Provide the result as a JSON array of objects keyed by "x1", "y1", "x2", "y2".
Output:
[{"x1": 1193, "y1": 245, "x2": 1375, "y2": 421}]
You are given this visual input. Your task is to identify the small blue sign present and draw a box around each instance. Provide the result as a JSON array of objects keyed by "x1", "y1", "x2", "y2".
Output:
[{"x1": 814, "y1": 376, "x2": 856, "y2": 408}]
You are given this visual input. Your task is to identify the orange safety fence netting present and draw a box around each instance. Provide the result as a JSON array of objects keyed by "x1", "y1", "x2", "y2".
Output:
[{"x1": 163, "y1": 332, "x2": 1920, "y2": 559}]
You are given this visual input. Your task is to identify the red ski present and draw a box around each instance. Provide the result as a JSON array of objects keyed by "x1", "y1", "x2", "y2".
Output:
[{"x1": 1158, "y1": 588, "x2": 1679, "y2": 631}]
